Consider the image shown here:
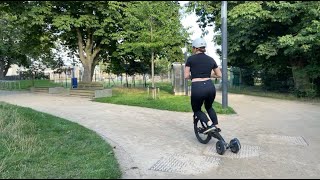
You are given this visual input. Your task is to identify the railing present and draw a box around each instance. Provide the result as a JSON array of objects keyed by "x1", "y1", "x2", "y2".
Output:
[{"x1": 0, "y1": 80, "x2": 21, "y2": 90}]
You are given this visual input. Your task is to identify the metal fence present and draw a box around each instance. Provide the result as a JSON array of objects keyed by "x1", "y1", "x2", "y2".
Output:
[{"x1": 0, "y1": 80, "x2": 21, "y2": 90}]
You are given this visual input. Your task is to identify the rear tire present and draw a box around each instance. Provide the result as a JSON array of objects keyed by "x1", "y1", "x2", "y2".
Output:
[{"x1": 194, "y1": 118, "x2": 211, "y2": 144}]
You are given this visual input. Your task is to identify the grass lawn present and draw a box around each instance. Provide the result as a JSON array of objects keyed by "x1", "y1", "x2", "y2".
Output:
[
  {"x1": 0, "y1": 102, "x2": 121, "y2": 179},
  {"x1": 228, "y1": 86, "x2": 320, "y2": 103},
  {"x1": 95, "y1": 83, "x2": 236, "y2": 114}
]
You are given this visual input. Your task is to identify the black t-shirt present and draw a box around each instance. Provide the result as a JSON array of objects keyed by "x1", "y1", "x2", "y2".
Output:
[{"x1": 185, "y1": 53, "x2": 218, "y2": 79}]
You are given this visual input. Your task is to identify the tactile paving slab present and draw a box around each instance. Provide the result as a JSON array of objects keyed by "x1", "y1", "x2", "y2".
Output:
[
  {"x1": 257, "y1": 134, "x2": 309, "y2": 146},
  {"x1": 149, "y1": 153, "x2": 221, "y2": 174},
  {"x1": 202, "y1": 144, "x2": 261, "y2": 159}
]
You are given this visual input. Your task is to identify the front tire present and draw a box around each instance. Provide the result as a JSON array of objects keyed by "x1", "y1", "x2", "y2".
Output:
[
  {"x1": 216, "y1": 140, "x2": 226, "y2": 155},
  {"x1": 230, "y1": 138, "x2": 241, "y2": 153}
]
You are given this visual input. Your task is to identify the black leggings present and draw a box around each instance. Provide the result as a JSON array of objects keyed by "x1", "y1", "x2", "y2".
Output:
[{"x1": 191, "y1": 79, "x2": 218, "y2": 125}]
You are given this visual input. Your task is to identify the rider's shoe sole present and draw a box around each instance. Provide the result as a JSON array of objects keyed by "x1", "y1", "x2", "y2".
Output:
[{"x1": 203, "y1": 127, "x2": 221, "y2": 134}]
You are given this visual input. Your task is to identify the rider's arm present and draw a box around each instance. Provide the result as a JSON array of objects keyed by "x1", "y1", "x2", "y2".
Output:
[
  {"x1": 184, "y1": 66, "x2": 191, "y2": 79},
  {"x1": 211, "y1": 67, "x2": 222, "y2": 78}
]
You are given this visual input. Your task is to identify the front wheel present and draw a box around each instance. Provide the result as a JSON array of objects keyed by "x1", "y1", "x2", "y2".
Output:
[
  {"x1": 230, "y1": 138, "x2": 241, "y2": 153},
  {"x1": 194, "y1": 118, "x2": 211, "y2": 144},
  {"x1": 216, "y1": 140, "x2": 226, "y2": 155}
]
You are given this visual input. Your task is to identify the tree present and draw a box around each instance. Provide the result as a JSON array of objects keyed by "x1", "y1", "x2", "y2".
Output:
[
  {"x1": 188, "y1": 1, "x2": 320, "y2": 97},
  {"x1": 26, "y1": 1, "x2": 128, "y2": 82},
  {"x1": 118, "y1": 1, "x2": 189, "y2": 98},
  {"x1": 0, "y1": 1, "x2": 56, "y2": 79},
  {"x1": 0, "y1": 5, "x2": 28, "y2": 79}
]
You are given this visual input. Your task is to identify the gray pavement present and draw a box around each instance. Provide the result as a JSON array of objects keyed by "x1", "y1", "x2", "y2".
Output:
[{"x1": 0, "y1": 90, "x2": 320, "y2": 179}]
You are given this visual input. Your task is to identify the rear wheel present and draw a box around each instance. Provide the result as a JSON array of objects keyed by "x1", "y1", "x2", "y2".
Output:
[{"x1": 194, "y1": 118, "x2": 211, "y2": 144}]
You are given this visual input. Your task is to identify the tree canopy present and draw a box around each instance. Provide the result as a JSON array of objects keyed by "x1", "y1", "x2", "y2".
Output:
[
  {"x1": 2, "y1": 1, "x2": 189, "y2": 83},
  {"x1": 187, "y1": 1, "x2": 320, "y2": 97},
  {"x1": 0, "y1": 1, "x2": 55, "y2": 79},
  {"x1": 117, "y1": 1, "x2": 189, "y2": 88}
]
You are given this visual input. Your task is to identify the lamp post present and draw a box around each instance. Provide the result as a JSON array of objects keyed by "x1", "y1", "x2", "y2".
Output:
[
  {"x1": 64, "y1": 67, "x2": 67, "y2": 88},
  {"x1": 94, "y1": 68, "x2": 97, "y2": 82},
  {"x1": 72, "y1": 62, "x2": 75, "y2": 79},
  {"x1": 221, "y1": 1, "x2": 228, "y2": 109},
  {"x1": 69, "y1": 52, "x2": 77, "y2": 88},
  {"x1": 181, "y1": 46, "x2": 188, "y2": 96}
]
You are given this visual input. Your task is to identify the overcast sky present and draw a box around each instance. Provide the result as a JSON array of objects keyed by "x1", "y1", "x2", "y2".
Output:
[{"x1": 179, "y1": 1, "x2": 221, "y2": 66}]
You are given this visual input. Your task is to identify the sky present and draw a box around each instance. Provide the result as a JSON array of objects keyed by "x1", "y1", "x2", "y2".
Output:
[{"x1": 179, "y1": 1, "x2": 222, "y2": 66}]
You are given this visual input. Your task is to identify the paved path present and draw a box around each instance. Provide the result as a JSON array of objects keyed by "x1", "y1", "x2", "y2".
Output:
[{"x1": 1, "y1": 90, "x2": 320, "y2": 179}]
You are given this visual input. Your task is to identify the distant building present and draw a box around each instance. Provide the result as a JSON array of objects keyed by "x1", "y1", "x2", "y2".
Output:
[{"x1": 5, "y1": 64, "x2": 20, "y2": 76}]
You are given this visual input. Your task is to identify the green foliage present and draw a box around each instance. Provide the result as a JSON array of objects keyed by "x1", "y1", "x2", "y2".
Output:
[
  {"x1": 22, "y1": 1, "x2": 129, "y2": 82},
  {"x1": 17, "y1": 1, "x2": 188, "y2": 82},
  {"x1": 117, "y1": 1, "x2": 189, "y2": 70},
  {"x1": 154, "y1": 56, "x2": 171, "y2": 76},
  {"x1": 0, "y1": 1, "x2": 57, "y2": 79},
  {"x1": 0, "y1": 5, "x2": 27, "y2": 78},
  {"x1": 188, "y1": 1, "x2": 320, "y2": 97}
]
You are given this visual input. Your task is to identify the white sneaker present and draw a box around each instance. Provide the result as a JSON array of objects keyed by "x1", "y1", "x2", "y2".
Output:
[{"x1": 203, "y1": 125, "x2": 216, "y2": 134}]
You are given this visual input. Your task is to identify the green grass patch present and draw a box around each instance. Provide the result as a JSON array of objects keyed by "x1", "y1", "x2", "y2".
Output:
[
  {"x1": 228, "y1": 86, "x2": 320, "y2": 103},
  {"x1": 94, "y1": 83, "x2": 235, "y2": 114},
  {"x1": 0, "y1": 102, "x2": 121, "y2": 179}
]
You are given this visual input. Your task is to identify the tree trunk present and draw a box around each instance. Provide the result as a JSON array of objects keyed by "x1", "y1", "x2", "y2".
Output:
[
  {"x1": 133, "y1": 74, "x2": 135, "y2": 87},
  {"x1": 143, "y1": 73, "x2": 146, "y2": 87},
  {"x1": 91, "y1": 60, "x2": 98, "y2": 82},
  {"x1": 292, "y1": 67, "x2": 311, "y2": 90},
  {"x1": 0, "y1": 71, "x2": 4, "y2": 80},
  {"x1": 0, "y1": 58, "x2": 11, "y2": 79},
  {"x1": 125, "y1": 73, "x2": 128, "y2": 87},
  {"x1": 145, "y1": 74, "x2": 147, "y2": 88},
  {"x1": 76, "y1": 28, "x2": 101, "y2": 82},
  {"x1": 150, "y1": 17, "x2": 156, "y2": 99},
  {"x1": 0, "y1": 59, "x2": 5, "y2": 79},
  {"x1": 108, "y1": 73, "x2": 111, "y2": 86},
  {"x1": 32, "y1": 72, "x2": 35, "y2": 87},
  {"x1": 291, "y1": 58, "x2": 312, "y2": 96},
  {"x1": 151, "y1": 51, "x2": 155, "y2": 99},
  {"x1": 82, "y1": 62, "x2": 92, "y2": 82}
]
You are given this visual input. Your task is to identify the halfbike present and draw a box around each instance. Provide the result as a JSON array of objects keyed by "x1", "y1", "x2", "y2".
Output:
[{"x1": 193, "y1": 115, "x2": 241, "y2": 155}]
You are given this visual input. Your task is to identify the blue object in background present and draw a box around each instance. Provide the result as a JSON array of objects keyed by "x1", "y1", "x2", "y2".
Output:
[{"x1": 71, "y1": 78, "x2": 78, "y2": 88}]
